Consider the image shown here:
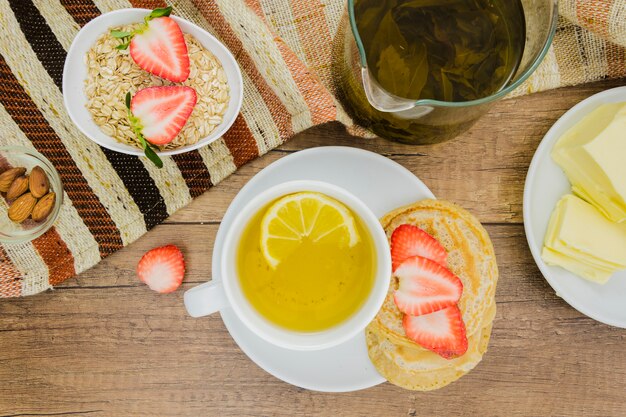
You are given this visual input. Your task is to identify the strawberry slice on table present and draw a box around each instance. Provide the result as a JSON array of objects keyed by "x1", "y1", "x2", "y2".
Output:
[
  {"x1": 137, "y1": 244, "x2": 186, "y2": 294},
  {"x1": 112, "y1": 7, "x2": 190, "y2": 82},
  {"x1": 403, "y1": 305, "x2": 468, "y2": 359},
  {"x1": 391, "y1": 224, "x2": 448, "y2": 271},
  {"x1": 393, "y1": 255, "x2": 463, "y2": 316}
]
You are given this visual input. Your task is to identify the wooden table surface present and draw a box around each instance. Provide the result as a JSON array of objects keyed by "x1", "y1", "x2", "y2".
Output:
[{"x1": 2, "y1": 79, "x2": 626, "y2": 417}]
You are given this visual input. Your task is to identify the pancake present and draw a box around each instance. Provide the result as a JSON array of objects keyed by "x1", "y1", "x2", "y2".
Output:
[
  {"x1": 375, "y1": 199, "x2": 498, "y2": 340},
  {"x1": 366, "y1": 306, "x2": 494, "y2": 391},
  {"x1": 367, "y1": 301, "x2": 496, "y2": 373},
  {"x1": 367, "y1": 199, "x2": 499, "y2": 390}
]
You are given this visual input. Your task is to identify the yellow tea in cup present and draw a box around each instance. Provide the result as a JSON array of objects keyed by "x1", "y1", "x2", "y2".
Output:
[{"x1": 237, "y1": 192, "x2": 376, "y2": 332}]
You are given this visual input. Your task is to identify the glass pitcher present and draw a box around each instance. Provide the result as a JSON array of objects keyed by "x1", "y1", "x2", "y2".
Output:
[{"x1": 334, "y1": 0, "x2": 558, "y2": 145}]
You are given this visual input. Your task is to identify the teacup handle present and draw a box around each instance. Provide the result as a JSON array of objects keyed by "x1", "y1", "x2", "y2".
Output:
[{"x1": 184, "y1": 280, "x2": 229, "y2": 317}]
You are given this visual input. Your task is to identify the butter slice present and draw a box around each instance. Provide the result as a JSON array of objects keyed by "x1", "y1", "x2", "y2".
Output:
[
  {"x1": 542, "y1": 248, "x2": 613, "y2": 284},
  {"x1": 552, "y1": 103, "x2": 626, "y2": 222},
  {"x1": 542, "y1": 194, "x2": 626, "y2": 284}
]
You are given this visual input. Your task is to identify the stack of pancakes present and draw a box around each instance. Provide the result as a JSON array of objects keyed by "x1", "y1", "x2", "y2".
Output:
[{"x1": 367, "y1": 199, "x2": 498, "y2": 390}]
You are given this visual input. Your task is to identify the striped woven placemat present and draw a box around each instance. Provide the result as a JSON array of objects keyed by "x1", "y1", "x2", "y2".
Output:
[{"x1": 0, "y1": 0, "x2": 624, "y2": 297}]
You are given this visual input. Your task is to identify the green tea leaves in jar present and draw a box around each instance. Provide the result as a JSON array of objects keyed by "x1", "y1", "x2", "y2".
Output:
[{"x1": 354, "y1": 0, "x2": 526, "y2": 102}]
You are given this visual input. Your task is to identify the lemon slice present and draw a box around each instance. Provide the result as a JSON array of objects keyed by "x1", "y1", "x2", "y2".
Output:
[{"x1": 260, "y1": 192, "x2": 360, "y2": 268}]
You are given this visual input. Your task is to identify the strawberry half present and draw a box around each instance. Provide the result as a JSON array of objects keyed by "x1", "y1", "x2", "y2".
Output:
[
  {"x1": 113, "y1": 7, "x2": 190, "y2": 82},
  {"x1": 393, "y1": 256, "x2": 463, "y2": 316},
  {"x1": 137, "y1": 244, "x2": 186, "y2": 294},
  {"x1": 403, "y1": 305, "x2": 468, "y2": 359},
  {"x1": 391, "y1": 224, "x2": 448, "y2": 271},
  {"x1": 129, "y1": 85, "x2": 197, "y2": 146}
]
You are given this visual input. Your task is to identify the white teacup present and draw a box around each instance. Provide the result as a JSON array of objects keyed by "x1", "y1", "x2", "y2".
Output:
[{"x1": 184, "y1": 180, "x2": 391, "y2": 351}]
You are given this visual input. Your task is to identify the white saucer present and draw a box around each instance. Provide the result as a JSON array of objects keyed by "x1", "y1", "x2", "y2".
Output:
[
  {"x1": 524, "y1": 86, "x2": 626, "y2": 328},
  {"x1": 212, "y1": 146, "x2": 435, "y2": 392}
]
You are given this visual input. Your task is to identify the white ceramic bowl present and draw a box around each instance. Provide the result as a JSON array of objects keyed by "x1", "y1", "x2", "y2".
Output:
[
  {"x1": 524, "y1": 86, "x2": 626, "y2": 328},
  {"x1": 62, "y1": 8, "x2": 243, "y2": 156}
]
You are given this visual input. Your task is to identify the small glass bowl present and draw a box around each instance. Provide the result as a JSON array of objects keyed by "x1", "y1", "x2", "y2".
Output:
[{"x1": 0, "y1": 146, "x2": 63, "y2": 244}]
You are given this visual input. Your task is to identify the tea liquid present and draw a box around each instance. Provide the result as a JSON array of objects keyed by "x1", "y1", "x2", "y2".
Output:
[
  {"x1": 355, "y1": 0, "x2": 526, "y2": 102},
  {"x1": 237, "y1": 202, "x2": 376, "y2": 332}
]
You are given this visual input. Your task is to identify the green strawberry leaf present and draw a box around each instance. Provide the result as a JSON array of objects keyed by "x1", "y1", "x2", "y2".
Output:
[
  {"x1": 142, "y1": 140, "x2": 163, "y2": 169},
  {"x1": 125, "y1": 91, "x2": 163, "y2": 169},
  {"x1": 148, "y1": 6, "x2": 172, "y2": 20},
  {"x1": 111, "y1": 29, "x2": 132, "y2": 50},
  {"x1": 116, "y1": 6, "x2": 172, "y2": 50},
  {"x1": 110, "y1": 30, "x2": 131, "y2": 38}
]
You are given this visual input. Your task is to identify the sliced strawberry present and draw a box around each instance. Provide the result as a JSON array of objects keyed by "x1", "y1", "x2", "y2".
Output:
[
  {"x1": 129, "y1": 16, "x2": 190, "y2": 82},
  {"x1": 137, "y1": 244, "x2": 185, "y2": 294},
  {"x1": 112, "y1": 7, "x2": 190, "y2": 82},
  {"x1": 391, "y1": 224, "x2": 447, "y2": 271},
  {"x1": 130, "y1": 86, "x2": 197, "y2": 145},
  {"x1": 393, "y1": 256, "x2": 462, "y2": 316},
  {"x1": 403, "y1": 305, "x2": 468, "y2": 359}
]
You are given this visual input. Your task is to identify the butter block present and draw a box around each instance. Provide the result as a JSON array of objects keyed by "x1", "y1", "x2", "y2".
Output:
[
  {"x1": 542, "y1": 248, "x2": 613, "y2": 284},
  {"x1": 542, "y1": 194, "x2": 626, "y2": 284},
  {"x1": 552, "y1": 102, "x2": 626, "y2": 222}
]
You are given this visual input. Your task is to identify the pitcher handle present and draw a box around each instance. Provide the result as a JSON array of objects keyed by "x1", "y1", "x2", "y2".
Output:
[{"x1": 184, "y1": 280, "x2": 229, "y2": 318}]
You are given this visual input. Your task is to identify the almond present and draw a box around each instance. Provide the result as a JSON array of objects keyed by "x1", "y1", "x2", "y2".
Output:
[
  {"x1": 31, "y1": 192, "x2": 56, "y2": 222},
  {"x1": 29, "y1": 166, "x2": 49, "y2": 198},
  {"x1": 0, "y1": 167, "x2": 26, "y2": 192},
  {"x1": 8, "y1": 193, "x2": 37, "y2": 223},
  {"x1": 6, "y1": 175, "x2": 29, "y2": 200}
]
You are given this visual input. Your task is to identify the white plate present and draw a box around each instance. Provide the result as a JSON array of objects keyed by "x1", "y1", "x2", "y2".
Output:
[
  {"x1": 524, "y1": 86, "x2": 626, "y2": 328},
  {"x1": 212, "y1": 146, "x2": 435, "y2": 392},
  {"x1": 62, "y1": 9, "x2": 243, "y2": 157}
]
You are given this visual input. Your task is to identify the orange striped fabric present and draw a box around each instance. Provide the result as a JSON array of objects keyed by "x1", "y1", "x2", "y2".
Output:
[
  {"x1": 31, "y1": 229, "x2": 76, "y2": 286},
  {"x1": 575, "y1": 0, "x2": 613, "y2": 38},
  {"x1": 0, "y1": 247, "x2": 21, "y2": 297},
  {"x1": 244, "y1": 0, "x2": 337, "y2": 125},
  {"x1": 0, "y1": 0, "x2": 625, "y2": 297}
]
